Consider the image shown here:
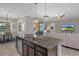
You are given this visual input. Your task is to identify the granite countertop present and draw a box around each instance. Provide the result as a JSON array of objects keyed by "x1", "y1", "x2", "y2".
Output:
[
  {"x1": 23, "y1": 34, "x2": 63, "y2": 49},
  {"x1": 37, "y1": 36, "x2": 63, "y2": 49}
]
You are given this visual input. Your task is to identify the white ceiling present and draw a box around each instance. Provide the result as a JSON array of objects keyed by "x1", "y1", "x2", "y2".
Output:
[{"x1": 0, "y1": 3, "x2": 79, "y2": 21}]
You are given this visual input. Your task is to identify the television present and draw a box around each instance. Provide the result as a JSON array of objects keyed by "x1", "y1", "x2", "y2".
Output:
[{"x1": 62, "y1": 24, "x2": 75, "y2": 31}]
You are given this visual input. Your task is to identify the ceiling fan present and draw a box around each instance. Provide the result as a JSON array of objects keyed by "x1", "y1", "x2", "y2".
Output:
[{"x1": 56, "y1": 13, "x2": 65, "y2": 19}]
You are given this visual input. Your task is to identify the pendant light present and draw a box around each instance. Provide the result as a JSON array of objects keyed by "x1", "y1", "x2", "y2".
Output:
[
  {"x1": 33, "y1": 3, "x2": 38, "y2": 22},
  {"x1": 44, "y1": 0, "x2": 49, "y2": 21},
  {"x1": 6, "y1": 10, "x2": 12, "y2": 21},
  {"x1": 6, "y1": 11, "x2": 8, "y2": 21}
]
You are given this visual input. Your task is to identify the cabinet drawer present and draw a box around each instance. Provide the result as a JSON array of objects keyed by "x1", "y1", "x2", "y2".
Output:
[
  {"x1": 23, "y1": 40, "x2": 34, "y2": 48},
  {"x1": 28, "y1": 46, "x2": 34, "y2": 56},
  {"x1": 35, "y1": 45, "x2": 47, "y2": 54},
  {"x1": 36, "y1": 50, "x2": 45, "y2": 56}
]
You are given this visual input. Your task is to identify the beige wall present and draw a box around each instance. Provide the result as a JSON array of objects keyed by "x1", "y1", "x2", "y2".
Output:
[
  {"x1": 17, "y1": 16, "x2": 34, "y2": 37},
  {"x1": 45, "y1": 19, "x2": 79, "y2": 49}
]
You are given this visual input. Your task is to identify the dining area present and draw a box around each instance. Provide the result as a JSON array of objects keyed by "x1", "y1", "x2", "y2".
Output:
[{"x1": 0, "y1": 32, "x2": 16, "y2": 43}]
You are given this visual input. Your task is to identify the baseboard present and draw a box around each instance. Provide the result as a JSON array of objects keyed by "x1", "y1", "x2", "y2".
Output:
[{"x1": 62, "y1": 45, "x2": 79, "y2": 51}]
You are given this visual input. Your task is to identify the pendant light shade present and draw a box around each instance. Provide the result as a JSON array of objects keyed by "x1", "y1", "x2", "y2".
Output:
[
  {"x1": 33, "y1": 18, "x2": 39, "y2": 23},
  {"x1": 44, "y1": 1, "x2": 49, "y2": 21},
  {"x1": 34, "y1": 18, "x2": 39, "y2": 23},
  {"x1": 33, "y1": 3, "x2": 38, "y2": 20},
  {"x1": 6, "y1": 10, "x2": 12, "y2": 21},
  {"x1": 44, "y1": 15, "x2": 49, "y2": 21}
]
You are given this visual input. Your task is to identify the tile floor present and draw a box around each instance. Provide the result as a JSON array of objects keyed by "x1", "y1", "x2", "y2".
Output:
[
  {"x1": 0, "y1": 41, "x2": 79, "y2": 56},
  {"x1": 0, "y1": 41, "x2": 20, "y2": 56},
  {"x1": 61, "y1": 46, "x2": 79, "y2": 56}
]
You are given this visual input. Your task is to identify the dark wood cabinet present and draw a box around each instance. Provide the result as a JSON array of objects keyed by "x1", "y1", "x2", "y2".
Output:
[
  {"x1": 16, "y1": 36, "x2": 48, "y2": 56},
  {"x1": 23, "y1": 40, "x2": 35, "y2": 56},
  {"x1": 35, "y1": 45, "x2": 47, "y2": 56},
  {"x1": 23, "y1": 40, "x2": 47, "y2": 56},
  {"x1": 35, "y1": 51, "x2": 45, "y2": 56},
  {"x1": 28, "y1": 46, "x2": 34, "y2": 56},
  {"x1": 23, "y1": 44, "x2": 28, "y2": 56},
  {"x1": 23, "y1": 43, "x2": 34, "y2": 56}
]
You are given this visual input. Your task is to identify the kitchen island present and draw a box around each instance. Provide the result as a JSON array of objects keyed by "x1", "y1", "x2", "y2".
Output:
[{"x1": 16, "y1": 34, "x2": 63, "y2": 56}]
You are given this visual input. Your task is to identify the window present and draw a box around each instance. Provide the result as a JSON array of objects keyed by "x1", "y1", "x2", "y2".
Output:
[{"x1": 0, "y1": 22, "x2": 10, "y2": 32}]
